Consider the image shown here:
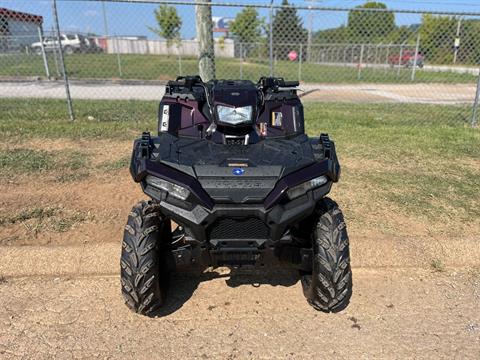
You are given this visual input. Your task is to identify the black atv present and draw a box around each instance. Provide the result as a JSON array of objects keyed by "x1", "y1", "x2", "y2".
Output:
[{"x1": 122, "y1": 76, "x2": 352, "y2": 316}]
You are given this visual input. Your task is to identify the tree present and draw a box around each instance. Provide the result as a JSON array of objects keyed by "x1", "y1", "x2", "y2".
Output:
[
  {"x1": 272, "y1": 0, "x2": 307, "y2": 59},
  {"x1": 458, "y1": 19, "x2": 480, "y2": 65},
  {"x1": 347, "y1": 2, "x2": 395, "y2": 43},
  {"x1": 149, "y1": 4, "x2": 182, "y2": 46},
  {"x1": 313, "y1": 26, "x2": 347, "y2": 44},
  {"x1": 230, "y1": 7, "x2": 263, "y2": 45},
  {"x1": 385, "y1": 25, "x2": 417, "y2": 45},
  {"x1": 419, "y1": 14, "x2": 457, "y2": 64}
]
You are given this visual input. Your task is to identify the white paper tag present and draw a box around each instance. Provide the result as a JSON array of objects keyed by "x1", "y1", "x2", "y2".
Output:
[{"x1": 160, "y1": 105, "x2": 170, "y2": 132}]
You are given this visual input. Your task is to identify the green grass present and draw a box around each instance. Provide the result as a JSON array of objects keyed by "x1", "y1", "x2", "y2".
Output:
[
  {"x1": 0, "y1": 53, "x2": 476, "y2": 84},
  {"x1": 304, "y1": 101, "x2": 480, "y2": 222},
  {"x1": 0, "y1": 97, "x2": 479, "y2": 228},
  {"x1": 0, "y1": 149, "x2": 54, "y2": 172},
  {"x1": 0, "y1": 206, "x2": 94, "y2": 233},
  {"x1": 0, "y1": 148, "x2": 89, "y2": 175},
  {"x1": 0, "y1": 98, "x2": 157, "y2": 140},
  {"x1": 98, "y1": 155, "x2": 131, "y2": 171}
]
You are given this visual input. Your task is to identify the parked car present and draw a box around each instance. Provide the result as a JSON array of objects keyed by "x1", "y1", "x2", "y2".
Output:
[
  {"x1": 84, "y1": 36, "x2": 103, "y2": 53},
  {"x1": 388, "y1": 50, "x2": 424, "y2": 68},
  {"x1": 31, "y1": 33, "x2": 88, "y2": 55}
]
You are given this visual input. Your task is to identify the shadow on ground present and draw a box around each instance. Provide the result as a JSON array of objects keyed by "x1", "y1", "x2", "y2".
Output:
[{"x1": 154, "y1": 268, "x2": 300, "y2": 317}]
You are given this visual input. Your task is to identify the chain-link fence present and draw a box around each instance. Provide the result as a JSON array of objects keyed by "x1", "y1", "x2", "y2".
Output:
[{"x1": 0, "y1": 0, "x2": 479, "y2": 126}]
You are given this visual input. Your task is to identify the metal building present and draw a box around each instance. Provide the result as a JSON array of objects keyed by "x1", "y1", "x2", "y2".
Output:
[{"x1": 0, "y1": 8, "x2": 43, "y2": 52}]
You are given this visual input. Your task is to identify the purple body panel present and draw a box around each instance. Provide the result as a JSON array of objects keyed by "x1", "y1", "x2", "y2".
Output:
[
  {"x1": 160, "y1": 98, "x2": 210, "y2": 138},
  {"x1": 257, "y1": 99, "x2": 303, "y2": 137}
]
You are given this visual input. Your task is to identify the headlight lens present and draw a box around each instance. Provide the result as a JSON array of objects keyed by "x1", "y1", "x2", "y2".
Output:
[
  {"x1": 145, "y1": 175, "x2": 190, "y2": 201},
  {"x1": 286, "y1": 175, "x2": 328, "y2": 200},
  {"x1": 217, "y1": 105, "x2": 253, "y2": 125}
]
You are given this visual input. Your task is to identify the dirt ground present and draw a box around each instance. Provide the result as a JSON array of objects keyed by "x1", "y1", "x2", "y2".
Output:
[{"x1": 1, "y1": 139, "x2": 479, "y2": 359}]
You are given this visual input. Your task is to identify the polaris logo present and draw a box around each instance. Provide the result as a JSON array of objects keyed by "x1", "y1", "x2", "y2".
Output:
[{"x1": 232, "y1": 168, "x2": 245, "y2": 176}]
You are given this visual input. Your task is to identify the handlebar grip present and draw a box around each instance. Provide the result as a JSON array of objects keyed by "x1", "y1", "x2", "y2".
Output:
[{"x1": 282, "y1": 80, "x2": 299, "y2": 87}]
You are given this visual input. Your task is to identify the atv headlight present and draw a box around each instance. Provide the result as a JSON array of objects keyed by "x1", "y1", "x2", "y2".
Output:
[
  {"x1": 145, "y1": 175, "x2": 190, "y2": 201},
  {"x1": 286, "y1": 175, "x2": 328, "y2": 200},
  {"x1": 216, "y1": 105, "x2": 253, "y2": 125}
]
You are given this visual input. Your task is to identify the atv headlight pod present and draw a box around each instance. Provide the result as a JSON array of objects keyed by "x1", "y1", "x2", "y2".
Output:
[
  {"x1": 145, "y1": 175, "x2": 190, "y2": 201},
  {"x1": 286, "y1": 175, "x2": 328, "y2": 200},
  {"x1": 216, "y1": 105, "x2": 253, "y2": 125}
]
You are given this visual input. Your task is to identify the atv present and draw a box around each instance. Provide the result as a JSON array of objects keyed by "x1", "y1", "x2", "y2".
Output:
[{"x1": 122, "y1": 76, "x2": 352, "y2": 316}]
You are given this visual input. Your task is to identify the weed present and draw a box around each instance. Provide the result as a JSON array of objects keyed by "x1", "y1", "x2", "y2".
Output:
[
  {"x1": 98, "y1": 156, "x2": 130, "y2": 171},
  {"x1": 431, "y1": 258, "x2": 446, "y2": 272},
  {"x1": 0, "y1": 207, "x2": 57, "y2": 226},
  {"x1": 56, "y1": 172, "x2": 90, "y2": 183},
  {"x1": 52, "y1": 211, "x2": 94, "y2": 232}
]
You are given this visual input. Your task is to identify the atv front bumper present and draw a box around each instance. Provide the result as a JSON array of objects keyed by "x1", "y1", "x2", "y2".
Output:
[{"x1": 142, "y1": 171, "x2": 331, "y2": 272}]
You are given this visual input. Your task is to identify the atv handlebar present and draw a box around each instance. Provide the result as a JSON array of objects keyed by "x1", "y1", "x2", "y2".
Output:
[
  {"x1": 282, "y1": 80, "x2": 300, "y2": 87},
  {"x1": 258, "y1": 77, "x2": 299, "y2": 92}
]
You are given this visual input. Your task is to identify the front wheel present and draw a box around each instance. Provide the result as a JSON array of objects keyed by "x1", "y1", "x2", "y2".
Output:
[
  {"x1": 120, "y1": 201, "x2": 171, "y2": 316},
  {"x1": 301, "y1": 198, "x2": 352, "y2": 312}
]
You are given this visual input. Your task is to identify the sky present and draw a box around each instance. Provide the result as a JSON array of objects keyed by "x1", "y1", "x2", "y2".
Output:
[{"x1": 2, "y1": 0, "x2": 480, "y2": 39}]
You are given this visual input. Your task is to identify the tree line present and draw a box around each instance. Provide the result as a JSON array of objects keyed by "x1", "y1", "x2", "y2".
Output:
[{"x1": 151, "y1": 1, "x2": 480, "y2": 65}]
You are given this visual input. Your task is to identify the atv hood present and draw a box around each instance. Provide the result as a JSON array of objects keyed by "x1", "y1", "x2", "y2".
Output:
[{"x1": 151, "y1": 133, "x2": 319, "y2": 204}]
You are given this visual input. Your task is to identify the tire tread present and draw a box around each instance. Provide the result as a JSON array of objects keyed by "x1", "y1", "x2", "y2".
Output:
[
  {"x1": 120, "y1": 200, "x2": 166, "y2": 316},
  {"x1": 302, "y1": 198, "x2": 352, "y2": 313}
]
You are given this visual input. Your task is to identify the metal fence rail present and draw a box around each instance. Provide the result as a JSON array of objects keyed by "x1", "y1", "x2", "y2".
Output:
[{"x1": 0, "y1": 0, "x2": 479, "y2": 126}]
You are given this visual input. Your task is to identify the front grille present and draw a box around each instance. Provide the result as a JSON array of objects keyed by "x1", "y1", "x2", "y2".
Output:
[{"x1": 208, "y1": 218, "x2": 269, "y2": 240}]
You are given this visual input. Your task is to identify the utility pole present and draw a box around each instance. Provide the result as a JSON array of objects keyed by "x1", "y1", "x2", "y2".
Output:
[
  {"x1": 307, "y1": 0, "x2": 318, "y2": 63},
  {"x1": 453, "y1": 16, "x2": 462, "y2": 65},
  {"x1": 196, "y1": 0, "x2": 215, "y2": 81},
  {"x1": 102, "y1": 1, "x2": 109, "y2": 37},
  {"x1": 269, "y1": 0, "x2": 274, "y2": 76}
]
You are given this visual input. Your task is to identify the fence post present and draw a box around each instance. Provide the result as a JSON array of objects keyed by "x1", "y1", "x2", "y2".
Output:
[
  {"x1": 196, "y1": 0, "x2": 215, "y2": 81},
  {"x1": 239, "y1": 43, "x2": 243, "y2": 79},
  {"x1": 298, "y1": 44, "x2": 303, "y2": 82},
  {"x1": 357, "y1": 44, "x2": 364, "y2": 80},
  {"x1": 115, "y1": 37, "x2": 123, "y2": 78},
  {"x1": 397, "y1": 45, "x2": 404, "y2": 77},
  {"x1": 472, "y1": 70, "x2": 480, "y2": 127},
  {"x1": 36, "y1": 26, "x2": 50, "y2": 79},
  {"x1": 269, "y1": 0, "x2": 274, "y2": 77},
  {"x1": 385, "y1": 43, "x2": 391, "y2": 73},
  {"x1": 374, "y1": 43, "x2": 380, "y2": 72},
  {"x1": 453, "y1": 16, "x2": 462, "y2": 65},
  {"x1": 51, "y1": 0, "x2": 74, "y2": 121},
  {"x1": 411, "y1": 33, "x2": 420, "y2": 81},
  {"x1": 177, "y1": 44, "x2": 183, "y2": 76},
  {"x1": 51, "y1": 26, "x2": 61, "y2": 77}
]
